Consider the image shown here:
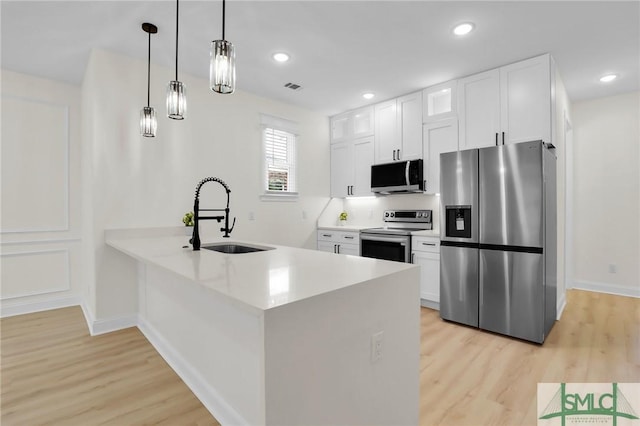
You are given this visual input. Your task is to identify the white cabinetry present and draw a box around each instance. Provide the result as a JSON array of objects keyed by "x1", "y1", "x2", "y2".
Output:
[
  {"x1": 423, "y1": 118, "x2": 458, "y2": 194},
  {"x1": 331, "y1": 106, "x2": 374, "y2": 144},
  {"x1": 411, "y1": 236, "x2": 440, "y2": 309},
  {"x1": 423, "y1": 80, "x2": 457, "y2": 123},
  {"x1": 499, "y1": 55, "x2": 551, "y2": 145},
  {"x1": 330, "y1": 136, "x2": 374, "y2": 197},
  {"x1": 458, "y1": 54, "x2": 552, "y2": 150},
  {"x1": 317, "y1": 230, "x2": 360, "y2": 255},
  {"x1": 374, "y1": 92, "x2": 422, "y2": 164},
  {"x1": 458, "y1": 69, "x2": 500, "y2": 150}
]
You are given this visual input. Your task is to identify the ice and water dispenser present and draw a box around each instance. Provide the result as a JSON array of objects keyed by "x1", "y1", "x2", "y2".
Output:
[{"x1": 445, "y1": 205, "x2": 472, "y2": 239}]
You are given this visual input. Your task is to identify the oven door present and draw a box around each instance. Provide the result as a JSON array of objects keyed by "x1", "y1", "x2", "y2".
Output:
[{"x1": 360, "y1": 234, "x2": 410, "y2": 263}]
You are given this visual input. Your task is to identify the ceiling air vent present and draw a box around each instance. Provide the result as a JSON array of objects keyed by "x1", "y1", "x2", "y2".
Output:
[{"x1": 284, "y1": 82, "x2": 302, "y2": 91}]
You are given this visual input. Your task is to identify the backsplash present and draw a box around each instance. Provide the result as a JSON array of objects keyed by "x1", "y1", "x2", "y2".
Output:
[{"x1": 317, "y1": 194, "x2": 440, "y2": 229}]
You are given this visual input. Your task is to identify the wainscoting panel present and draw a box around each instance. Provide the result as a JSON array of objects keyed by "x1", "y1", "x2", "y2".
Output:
[
  {"x1": 1, "y1": 249, "x2": 70, "y2": 300},
  {"x1": 1, "y1": 95, "x2": 69, "y2": 233}
]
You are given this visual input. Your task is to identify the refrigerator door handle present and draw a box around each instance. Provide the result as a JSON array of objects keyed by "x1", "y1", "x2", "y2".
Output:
[
  {"x1": 502, "y1": 131, "x2": 505, "y2": 145},
  {"x1": 495, "y1": 133, "x2": 499, "y2": 146}
]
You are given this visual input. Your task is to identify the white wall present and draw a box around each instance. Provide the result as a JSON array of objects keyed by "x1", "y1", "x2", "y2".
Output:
[
  {"x1": 1, "y1": 70, "x2": 83, "y2": 316},
  {"x1": 81, "y1": 49, "x2": 330, "y2": 320},
  {"x1": 571, "y1": 91, "x2": 639, "y2": 296}
]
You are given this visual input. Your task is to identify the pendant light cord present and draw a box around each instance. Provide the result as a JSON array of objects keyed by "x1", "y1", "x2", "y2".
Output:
[
  {"x1": 147, "y1": 31, "x2": 151, "y2": 107},
  {"x1": 175, "y1": 0, "x2": 179, "y2": 81},
  {"x1": 222, "y1": 0, "x2": 226, "y2": 41}
]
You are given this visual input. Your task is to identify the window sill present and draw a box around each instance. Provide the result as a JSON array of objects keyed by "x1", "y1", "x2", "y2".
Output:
[{"x1": 260, "y1": 191, "x2": 299, "y2": 202}]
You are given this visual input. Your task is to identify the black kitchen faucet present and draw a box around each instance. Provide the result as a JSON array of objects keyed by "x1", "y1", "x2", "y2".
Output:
[{"x1": 190, "y1": 177, "x2": 236, "y2": 250}]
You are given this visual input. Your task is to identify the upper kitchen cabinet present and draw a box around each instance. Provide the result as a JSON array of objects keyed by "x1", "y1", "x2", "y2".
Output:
[
  {"x1": 423, "y1": 117, "x2": 458, "y2": 194},
  {"x1": 423, "y1": 80, "x2": 457, "y2": 123},
  {"x1": 458, "y1": 69, "x2": 501, "y2": 150},
  {"x1": 374, "y1": 91, "x2": 423, "y2": 164},
  {"x1": 500, "y1": 55, "x2": 551, "y2": 146},
  {"x1": 458, "y1": 54, "x2": 552, "y2": 150},
  {"x1": 330, "y1": 105, "x2": 374, "y2": 144},
  {"x1": 330, "y1": 136, "x2": 374, "y2": 197}
]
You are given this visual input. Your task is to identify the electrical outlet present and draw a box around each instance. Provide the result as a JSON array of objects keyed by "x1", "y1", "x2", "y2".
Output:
[
  {"x1": 609, "y1": 264, "x2": 617, "y2": 274},
  {"x1": 371, "y1": 331, "x2": 384, "y2": 363}
]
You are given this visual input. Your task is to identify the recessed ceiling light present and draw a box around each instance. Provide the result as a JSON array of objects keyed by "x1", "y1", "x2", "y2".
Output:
[
  {"x1": 272, "y1": 52, "x2": 290, "y2": 63},
  {"x1": 599, "y1": 74, "x2": 618, "y2": 83},
  {"x1": 453, "y1": 22, "x2": 474, "y2": 36},
  {"x1": 362, "y1": 93, "x2": 375, "y2": 100}
]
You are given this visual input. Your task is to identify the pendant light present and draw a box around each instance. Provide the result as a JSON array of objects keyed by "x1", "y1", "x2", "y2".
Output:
[
  {"x1": 167, "y1": 0, "x2": 186, "y2": 119},
  {"x1": 210, "y1": 0, "x2": 235, "y2": 94},
  {"x1": 140, "y1": 22, "x2": 158, "y2": 137}
]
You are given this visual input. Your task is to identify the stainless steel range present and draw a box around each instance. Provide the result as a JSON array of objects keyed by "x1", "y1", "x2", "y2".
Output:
[{"x1": 360, "y1": 210, "x2": 432, "y2": 263}]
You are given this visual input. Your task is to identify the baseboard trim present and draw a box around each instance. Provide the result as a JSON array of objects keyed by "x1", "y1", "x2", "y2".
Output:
[
  {"x1": 573, "y1": 280, "x2": 640, "y2": 299},
  {"x1": 420, "y1": 299, "x2": 439, "y2": 311},
  {"x1": 0, "y1": 295, "x2": 81, "y2": 318},
  {"x1": 137, "y1": 316, "x2": 247, "y2": 426},
  {"x1": 556, "y1": 295, "x2": 567, "y2": 320}
]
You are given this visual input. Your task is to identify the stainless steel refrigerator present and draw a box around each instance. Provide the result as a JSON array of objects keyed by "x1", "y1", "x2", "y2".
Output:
[{"x1": 439, "y1": 140, "x2": 557, "y2": 343}]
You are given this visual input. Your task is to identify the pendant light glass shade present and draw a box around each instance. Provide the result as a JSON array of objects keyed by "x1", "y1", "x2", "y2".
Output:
[
  {"x1": 140, "y1": 106, "x2": 157, "y2": 137},
  {"x1": 210, "y1": 40, "x2": 235, "y2": 94},
  {"x1": 167, "y1": 0, "x2": 186, "y2": 119},
  {"x1": 167, "y1": 80, "x2": 186, "y2": 119},
  {"x1": 141, "y1": 22, "x2": 157, "y2": 137}
]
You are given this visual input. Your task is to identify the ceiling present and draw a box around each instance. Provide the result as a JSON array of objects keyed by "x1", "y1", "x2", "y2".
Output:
[{"x1": 2, "y1": 1, "x2": 638, "y2": 116}]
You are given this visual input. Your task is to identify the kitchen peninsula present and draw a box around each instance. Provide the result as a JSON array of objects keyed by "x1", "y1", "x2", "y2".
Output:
[{"x1": 106, "y1": 229, "x2": 420, "y2": 425}]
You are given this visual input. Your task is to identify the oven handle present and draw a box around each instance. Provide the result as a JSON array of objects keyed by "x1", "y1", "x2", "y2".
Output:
[{"x1": 361, "y1": 234, "x2": 408, "y2": 245}]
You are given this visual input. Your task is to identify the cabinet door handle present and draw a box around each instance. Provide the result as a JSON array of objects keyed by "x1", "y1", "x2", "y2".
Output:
[
  {"x1": 350, "y1": 185, "x2": 353, "y2": 195},
  {"x1": 322, "y1": 233, "x2": 332, "y2": 237},
  {"x1": 336, "y1": 244, "x2": 341, "y2": 254},
  {"x1": 502, "y1": 131, "x2": 505, "y2": 145},
  {"x1": 344, "y1": 236, "x2": 355, "y2": 239},
  {"x1": 422, "y1": 242, "x2": 436, "y2": 246},
  {"x1": 393, "y1": 150, "x2": 396, "y2": 161},
  {"x1": 411, "y1": 253, "x2": 415, "y2": 264},
  {"x1": 495, "y1": 133, "x2": 499, "y2": 146},
  {"x1": 397, "y1": 149, "x2": 401, "y2": 160},
  {"x1": 334, "y1": 244, "x2": 338, "y2": 253}
]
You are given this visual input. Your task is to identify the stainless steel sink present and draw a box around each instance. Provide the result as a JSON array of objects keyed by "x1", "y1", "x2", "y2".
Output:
[{"x1": 201, "y1": 242, "x2": 274, "y2": 254}]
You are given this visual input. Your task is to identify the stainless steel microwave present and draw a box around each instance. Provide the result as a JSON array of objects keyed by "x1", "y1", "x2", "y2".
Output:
[{"x1": 371, "y1": 159, "x2": 424, "y2": 194}]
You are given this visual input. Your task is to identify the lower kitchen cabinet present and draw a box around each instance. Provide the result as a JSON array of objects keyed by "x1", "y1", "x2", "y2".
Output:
[
  {"x1": 317, "y1": 230, "x2": 360, "y2": 255},
  {"x1": 411, "y1": 236, "x2": 440, "y2": 310}
]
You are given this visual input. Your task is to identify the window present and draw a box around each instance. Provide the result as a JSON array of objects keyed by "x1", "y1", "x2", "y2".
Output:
[{"x1": 261, "y1": 114, "x2": 298, "y2": 200}]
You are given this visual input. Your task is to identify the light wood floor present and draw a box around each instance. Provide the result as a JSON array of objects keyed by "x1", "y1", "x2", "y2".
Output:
[
  {"x1": 1, "y1": 289, "x2": 638, "y2": 425},
  {"x1": 0, "y1": 307, "x2": 219, "y2": 425}
]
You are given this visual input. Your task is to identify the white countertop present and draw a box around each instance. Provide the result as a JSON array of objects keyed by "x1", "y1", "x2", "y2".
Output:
[
  {"x1": 317, "y1": 225, "x2": 370, "y2": 232},
  {"x1": 318, "y1": 225, "x2": 440, "y2": 238},
  {"x1": 410, "y1": 229, "x2": 440, "y2": 238},
  {"x1": 106, "y1": 233, "x2": 416, "y2": 312}
]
